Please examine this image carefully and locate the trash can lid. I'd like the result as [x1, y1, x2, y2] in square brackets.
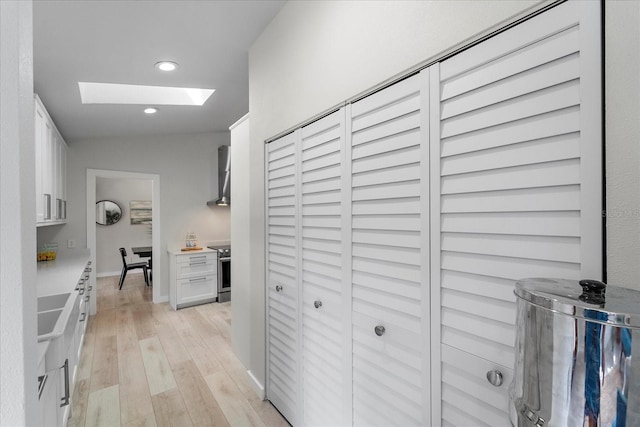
[515, 278, 640, 329]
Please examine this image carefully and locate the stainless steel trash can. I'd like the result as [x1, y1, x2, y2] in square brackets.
[510, 278, 640, 426]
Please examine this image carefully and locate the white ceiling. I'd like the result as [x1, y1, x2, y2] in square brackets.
[33, 0, 286, 143]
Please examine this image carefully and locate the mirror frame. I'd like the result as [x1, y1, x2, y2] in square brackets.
[96, 200, 122, 225]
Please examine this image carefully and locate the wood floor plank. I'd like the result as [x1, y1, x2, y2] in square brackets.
[132, 307, 156, 341]
[204, 370, 266, 427]
[173, 360, 230, 427]
[90, 335, 119, 392]
[67, 378, 90, 427]
[95, 309, 117, 338]
[139, 336, 177, 396]
[121, 413, 158, 427]
[156, 327, 192, 369]
[117, 310, 154, 425]
[86, 384, 121, 427]
[178, 327, 223, 377]
[151, 388, 193, 427]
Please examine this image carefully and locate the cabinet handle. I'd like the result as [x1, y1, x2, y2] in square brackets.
[44, 194, 52, 220]
[374, 325, 386, 336]
[80, 312, 87, 322]
[88, 285, 92, 291]
[85, 267, 92, 272]
[78, 288, 85, 295]
[37, 374, 48, 400]
[62, 200, 67, 220]
[314, 300, 322, 309]
[56, 198, 62, 220]
[189, 261, 207, 266]
[60, 358, 70, 407]
[486, 370, 504, 387]
[189, 277, 207, 282]
[275, 285, 283, 292]
[85, 296, 90, 302]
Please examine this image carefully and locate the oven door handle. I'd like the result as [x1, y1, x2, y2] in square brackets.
[218, 257, 231, 262]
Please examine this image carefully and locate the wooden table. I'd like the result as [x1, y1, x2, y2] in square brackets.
[131, 246, 152, 258]
[131, 246, 152, 280]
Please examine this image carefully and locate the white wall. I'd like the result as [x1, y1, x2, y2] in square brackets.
[0, 0, 38, 424]
[246, 0, 544, 391]
[605, 0, 640, 286]
[96, 177, 152, 275]
[230, 115, 252, 370]
[38, 132, 231, 300]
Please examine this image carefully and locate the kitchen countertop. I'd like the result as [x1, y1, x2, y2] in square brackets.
[167, 246, 216, 255]
[37, 248, 90, 297]
[37, 248, 90, 342]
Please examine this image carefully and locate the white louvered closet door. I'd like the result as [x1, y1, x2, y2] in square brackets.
[266, 131, 300, 425]
[350, 73, 431, 427]
[299, 109, 350, 427]
[429, 2, 602, 426]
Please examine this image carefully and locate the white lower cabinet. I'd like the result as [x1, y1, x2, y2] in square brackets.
[168, 249, 217, 309]
[39, 259, 92, 427]
[39, 365, 59, 427]
[265, 2, 602, 426]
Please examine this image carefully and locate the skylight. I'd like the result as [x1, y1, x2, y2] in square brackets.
[78, 82, 215, 106]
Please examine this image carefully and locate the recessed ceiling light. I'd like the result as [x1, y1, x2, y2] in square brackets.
[78, 82, 215, 106]
[155, 61, 178, 72]
[144, 107, 158, 114]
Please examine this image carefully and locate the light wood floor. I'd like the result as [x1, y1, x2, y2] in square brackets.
[68, 274, 289, 427]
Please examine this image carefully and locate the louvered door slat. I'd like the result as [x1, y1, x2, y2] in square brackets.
[300, 109, 349, 427]
[351, 72, 430, 427]
[430, 2, 602, 425]
[267, 131, 299, 425]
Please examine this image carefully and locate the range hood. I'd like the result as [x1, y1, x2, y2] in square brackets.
[207, 145, 230, 207]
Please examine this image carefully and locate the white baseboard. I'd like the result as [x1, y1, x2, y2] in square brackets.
[96, 270, 145, 278]
[246, 370, 265, 400]
[96, 270, 121, 278]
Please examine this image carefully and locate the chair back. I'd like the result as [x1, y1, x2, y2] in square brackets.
[119, 247, 128, 267]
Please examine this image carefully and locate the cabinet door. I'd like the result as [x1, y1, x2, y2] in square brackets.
[300, 110, 349, 426]
[39, 368, 59, 427]
[350, 73, 431, 427]
[266, 131, 300, 425]
[429, 1, 602, 425]
[34, 100, 53, 223]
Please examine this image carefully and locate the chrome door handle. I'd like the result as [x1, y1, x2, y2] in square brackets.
[486, 370, 504, 387]
[374, 325, 386, 336]
[314, 300, 322, 309]
[275, 285, 283, 292]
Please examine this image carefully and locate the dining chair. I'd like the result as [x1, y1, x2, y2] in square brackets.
[118, 247, 149, 290]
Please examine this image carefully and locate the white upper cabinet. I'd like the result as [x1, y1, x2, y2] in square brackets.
[35, 95, 68, 226]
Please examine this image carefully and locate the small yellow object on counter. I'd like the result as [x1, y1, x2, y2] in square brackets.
[37, 244, 57, 262]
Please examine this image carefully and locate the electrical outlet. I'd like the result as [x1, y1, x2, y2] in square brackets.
[67, 239, 76, 248]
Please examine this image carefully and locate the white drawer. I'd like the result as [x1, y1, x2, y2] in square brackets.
[176, 252, 215, 265]
[176, 256, 215, 278]
[178, 274, 216, 301]
[440, 344, 513, 427]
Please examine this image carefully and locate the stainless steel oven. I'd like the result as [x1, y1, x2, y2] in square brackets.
[208, 245, 230, 302]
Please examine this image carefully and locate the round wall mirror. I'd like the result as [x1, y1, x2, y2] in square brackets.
[96, 200, 122, 225]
